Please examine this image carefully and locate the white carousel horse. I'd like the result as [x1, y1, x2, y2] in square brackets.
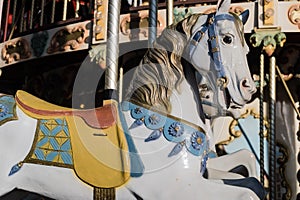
[0, 0, 264, 199]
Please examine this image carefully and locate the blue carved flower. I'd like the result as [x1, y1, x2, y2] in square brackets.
[134, 107, 142, 115]
[131, 106, 146, 119]
[0, 104, 9, 118]
[148, 114, 160, 125]
[168, 122, 184, 137]
[190, 131, 206, 150]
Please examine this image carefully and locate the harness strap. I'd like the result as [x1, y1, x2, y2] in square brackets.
[189, 13, 235, 79]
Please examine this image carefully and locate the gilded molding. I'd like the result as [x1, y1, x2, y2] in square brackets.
[47, 26, 87, 54]
[249, 28, 286, 56]
[203, 8, 216, 15]
[94, 0, 107, 41]
[219, 109, 268, 145]
[203, 6, 245, 15]
[288, 4, 300, 29]
[120, 10, 166, 40]
[1, 39, 31, 64]
[229, 6, 245, 15]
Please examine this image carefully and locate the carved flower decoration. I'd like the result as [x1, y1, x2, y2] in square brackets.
[190, 131, 205, 150]
[168, 122, 184, 137]
[186, 131, 207, 156]
[148, 114, 160, 125]
[123, 101, 209, 157]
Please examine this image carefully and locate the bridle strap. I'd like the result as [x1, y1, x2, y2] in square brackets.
[189, 13, 235, 79]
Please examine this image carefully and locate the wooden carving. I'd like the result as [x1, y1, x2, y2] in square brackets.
[47, 26, 87, 54]
[120, 10, 166, 40]
[1, 39, 31, 64]
[288, 4, 300, 29]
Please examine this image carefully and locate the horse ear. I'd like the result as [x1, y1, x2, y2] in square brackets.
[239, 10, 249, 25]
[216, 0, 231, 14]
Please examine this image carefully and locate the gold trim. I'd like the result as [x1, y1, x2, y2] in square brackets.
[23, 119, 74, 169]
[218, 109, 268, 145]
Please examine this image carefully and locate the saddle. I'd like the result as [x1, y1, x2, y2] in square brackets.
[15, 90, 115, 129]
[16, 90, 130, 188]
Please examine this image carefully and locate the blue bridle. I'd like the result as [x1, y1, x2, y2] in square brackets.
[189, 13, 236, 87]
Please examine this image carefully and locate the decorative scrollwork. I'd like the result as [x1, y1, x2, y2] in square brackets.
[276, 142, 292, 200]
[219, 109, 268, 145]
[203, 8, 216, 15]
[120, 10, 166, 40]
[47, 26, 87, 54]
[288, 4, 300, 29]
[229, 6, 245, 15]
[1, 39, 31, 64]
[204, 6, 245, 16]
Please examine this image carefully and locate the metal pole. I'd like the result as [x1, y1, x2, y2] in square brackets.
[30, 0, 35, 29]
[118, 67, 123, 103]
[0, 0, 3, 38]
[75, 0, 80, 18]
[3, 0, 10, 41]
[148, 0, 157, 47]
[51, 0, 56, 23]
[105, 0, 121, 91]
[20, 1, 25, 32]
[259, 54, 265, 185]
[63, 0, 68, 21]
[269, 56, 276, 200]
[12, 0, 17, 25]
[167, 0, 173, 26]
[40, 0, 45, 26]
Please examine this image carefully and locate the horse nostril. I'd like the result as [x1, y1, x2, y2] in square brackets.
[242, 79, 250, 88]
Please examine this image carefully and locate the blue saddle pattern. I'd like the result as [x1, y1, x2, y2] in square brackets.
[0, 95, 17, 125]
[27, 118, 73, 167]
[122, 101, 209, 157]
[9, 118, 73, 176]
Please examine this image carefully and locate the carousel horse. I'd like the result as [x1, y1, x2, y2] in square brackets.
[0, 0, 265, 199]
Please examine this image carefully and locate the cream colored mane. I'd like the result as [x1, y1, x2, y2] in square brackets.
[126, 14, 201, 112]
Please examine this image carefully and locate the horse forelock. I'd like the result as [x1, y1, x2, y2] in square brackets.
[126, 14, 202, 113]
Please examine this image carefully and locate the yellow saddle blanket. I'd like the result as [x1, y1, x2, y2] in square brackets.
[16, 90, 130, 188]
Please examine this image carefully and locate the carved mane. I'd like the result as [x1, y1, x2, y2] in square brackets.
[126, 14, 202, 113]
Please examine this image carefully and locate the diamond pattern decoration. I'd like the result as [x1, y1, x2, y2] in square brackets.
[27, 118, 73, 167]
[0, 95, 17, 126]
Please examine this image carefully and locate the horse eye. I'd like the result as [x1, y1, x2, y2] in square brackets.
[223, 35, 233, 44]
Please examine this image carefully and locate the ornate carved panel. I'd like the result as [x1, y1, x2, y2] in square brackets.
[120, 10, 166, 40]
[1, 39, 31, 64]
[94, 0, 108, 41]
[47, 26, 87, 54]
[288, 4, 300, 29]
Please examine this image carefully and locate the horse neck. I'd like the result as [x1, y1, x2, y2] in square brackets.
[169, 78, 210, 133]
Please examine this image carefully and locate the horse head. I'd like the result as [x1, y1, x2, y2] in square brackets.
[126, 0, 256, 121]
[187, 0, 257, 117]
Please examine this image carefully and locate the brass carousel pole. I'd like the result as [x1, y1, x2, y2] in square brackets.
[167, 0, 173, 26]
